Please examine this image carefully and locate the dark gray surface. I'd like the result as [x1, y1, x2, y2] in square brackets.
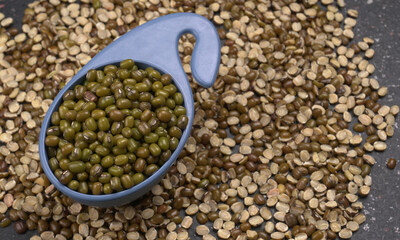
[345, 1, 400, 239]
[0, 0, 399, 239]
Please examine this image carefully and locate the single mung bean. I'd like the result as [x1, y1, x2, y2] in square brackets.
[387, 158, 397, 169]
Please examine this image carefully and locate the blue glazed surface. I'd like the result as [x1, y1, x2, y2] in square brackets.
[39, 13, 220, 207]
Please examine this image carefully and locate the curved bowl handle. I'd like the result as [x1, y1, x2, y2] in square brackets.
[74, 12, 221, 89]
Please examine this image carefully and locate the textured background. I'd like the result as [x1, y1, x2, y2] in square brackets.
[0, 0, 399, 239]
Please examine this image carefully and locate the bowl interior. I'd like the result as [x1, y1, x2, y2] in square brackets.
[39, 60, 193, 207]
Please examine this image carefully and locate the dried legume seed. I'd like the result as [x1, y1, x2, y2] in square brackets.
[387, 158, 397, 169]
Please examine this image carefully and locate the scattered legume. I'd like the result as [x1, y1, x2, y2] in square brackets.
[387, 158, 397, 169]
[0, 0, 398, 239]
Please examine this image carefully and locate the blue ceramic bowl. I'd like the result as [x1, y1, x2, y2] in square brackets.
[38, 13, 220, 207]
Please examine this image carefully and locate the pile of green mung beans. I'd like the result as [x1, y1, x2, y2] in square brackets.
[0, 0, 398, 239]
[45, 59, 188, 194]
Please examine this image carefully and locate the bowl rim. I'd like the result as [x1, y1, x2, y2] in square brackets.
[39, 59, 194, 205]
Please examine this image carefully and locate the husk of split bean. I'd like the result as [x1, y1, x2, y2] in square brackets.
[0, 0, 398, 239]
